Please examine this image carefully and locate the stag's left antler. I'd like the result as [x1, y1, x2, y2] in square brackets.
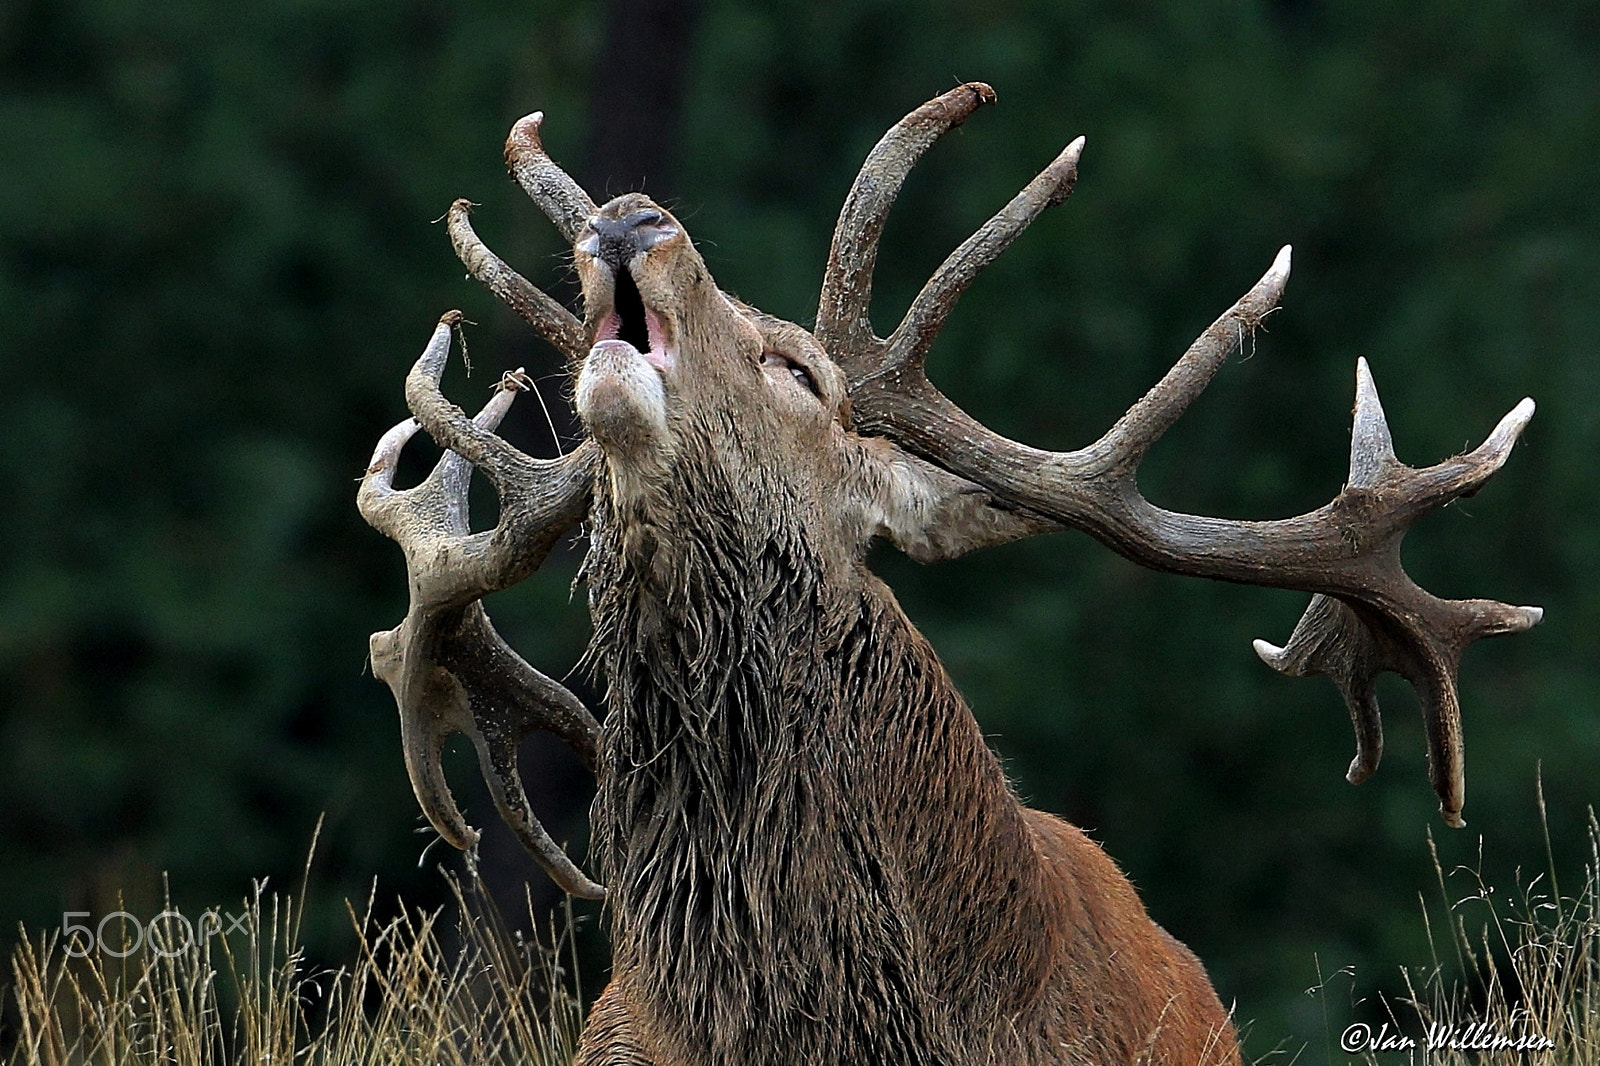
[824, 82, 1542, 827]
[359, 312, 605, 898]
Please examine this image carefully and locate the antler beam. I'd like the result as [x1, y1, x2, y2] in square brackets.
[827, 91, 1542, 826]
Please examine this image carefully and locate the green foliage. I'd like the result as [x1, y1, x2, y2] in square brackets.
[2, 0, 1596, 1054]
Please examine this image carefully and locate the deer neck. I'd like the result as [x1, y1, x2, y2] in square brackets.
[582, 472, 1052, 1058]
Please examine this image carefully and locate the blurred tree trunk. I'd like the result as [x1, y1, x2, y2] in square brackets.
[583, 0, 704, 200]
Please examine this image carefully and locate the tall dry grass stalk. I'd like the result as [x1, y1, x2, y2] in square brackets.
[1300, 785, 1599, 1065]
[3, 836, 584, 1066]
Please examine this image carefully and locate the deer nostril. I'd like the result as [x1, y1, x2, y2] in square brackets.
[587, 209, 677, 270]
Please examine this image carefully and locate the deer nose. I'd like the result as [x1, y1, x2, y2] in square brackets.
[582, 209, 676, 271]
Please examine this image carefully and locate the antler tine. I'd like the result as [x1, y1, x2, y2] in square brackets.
[851, 242, 1541, 825]
[447, 199, 588, 364]
[1092, 246, 1293, 475]
[357, 416, 424, 539]
[452, 603, 606, 898]
[876, 135, 1084, 386]
[817, 82, 997, 368]
[402, 312, 522, 490]
[361, 313, 605, 897]
[1252, 595, 1388, 785]
[505, 111, 598, 244]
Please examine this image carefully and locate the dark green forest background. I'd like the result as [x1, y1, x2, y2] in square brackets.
[2, 0, 1596, 1055]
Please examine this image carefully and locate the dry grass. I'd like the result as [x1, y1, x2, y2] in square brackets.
[1393, 809, 1600, 1064]
[2, 838, 584, 1066]
[9, 796, 1597, 1066]
[1292, 789, 1600, 1065]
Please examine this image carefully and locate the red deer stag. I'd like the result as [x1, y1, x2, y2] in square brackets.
[359, 84, 1541, 1065]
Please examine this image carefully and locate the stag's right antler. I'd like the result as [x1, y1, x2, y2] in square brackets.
[825, 83, 1542, 827]
[435, 112, 600, 367]
[358, 312, 605, 898]
[359, 112, 619, 898]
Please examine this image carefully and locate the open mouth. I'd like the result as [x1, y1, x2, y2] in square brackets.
[596, 266, 673, 372]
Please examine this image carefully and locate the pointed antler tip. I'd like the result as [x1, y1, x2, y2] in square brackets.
[1348, 361, 1397, 486]
[1345, 757, 1378, 786]
[1066, 134, 1086, 160]
[506, 112, 549, 157]
[1474, 395, 1538, 464]
[493, 367, 533, 399]
[364, 417, 422, 476]
[1353, 356, 1379, 399]
[1243, 245, 1291, 309]
[1251, 637, 1285, 665]
[403, 730, 485, 855]
[503, 109, 596, 240]
[474, 380, 522, 432]
[962, 81, 998, 104]
[1268, 244, 1292, 283]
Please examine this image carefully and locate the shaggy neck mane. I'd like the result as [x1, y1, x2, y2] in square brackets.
[581, 459, 1054, 1063]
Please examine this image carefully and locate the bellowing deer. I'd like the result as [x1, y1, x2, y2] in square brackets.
[359, 84, 1541, 1065]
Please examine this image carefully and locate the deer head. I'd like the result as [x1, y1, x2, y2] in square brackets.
[360, 82, 1540, 908]
[572, 190, 1050, 597]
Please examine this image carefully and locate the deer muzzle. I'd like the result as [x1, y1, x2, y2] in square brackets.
[578, 338, 671, 457]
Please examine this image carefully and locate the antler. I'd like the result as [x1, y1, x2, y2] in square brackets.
[817, 81, 1084, 389]
[505, 111, 598, 244]
[447, 200, 588, 364]
[359, 311, 605, 898]
[440, 112, 598, 366]
[361, 113, 613, 895]
[827, 89, 1542, 827]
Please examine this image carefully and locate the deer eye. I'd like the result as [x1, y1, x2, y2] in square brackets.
[761, 350, 820, 398]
